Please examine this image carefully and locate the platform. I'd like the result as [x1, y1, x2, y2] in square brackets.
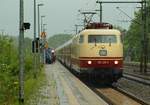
[45, 61, 108, 105]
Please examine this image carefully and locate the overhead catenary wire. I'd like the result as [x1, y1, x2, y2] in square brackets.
[116, 6, 141, 25]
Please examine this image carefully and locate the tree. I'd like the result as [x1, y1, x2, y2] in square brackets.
[124, 3, 150, 62]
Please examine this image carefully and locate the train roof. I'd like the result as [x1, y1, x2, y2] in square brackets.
[56, 29, 121, 51]
[55, 39, 72, 51]
[79, 29, 121, 36]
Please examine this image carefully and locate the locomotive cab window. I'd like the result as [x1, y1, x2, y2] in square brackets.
[88, 35, 117, 43]
[79, 35, 84, 43]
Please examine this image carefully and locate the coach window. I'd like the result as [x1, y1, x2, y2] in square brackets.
[79, 35, 84, 43]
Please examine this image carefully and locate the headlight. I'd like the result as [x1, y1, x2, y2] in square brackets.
[51, 50, 55, 53]
[114, 60, 119, 64]
[88, 61, 92, 64]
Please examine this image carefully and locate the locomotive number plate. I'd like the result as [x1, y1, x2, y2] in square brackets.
[97, 61, 109, 64]
[99, 50, 107, 56]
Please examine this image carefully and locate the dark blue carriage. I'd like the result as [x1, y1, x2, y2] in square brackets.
[45, 48, 56, 64]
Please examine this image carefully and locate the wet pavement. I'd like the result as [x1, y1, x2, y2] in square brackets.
[26, 61, 108, 105]
[26, 64, 59, 105]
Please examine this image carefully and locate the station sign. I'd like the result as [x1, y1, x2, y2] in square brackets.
[41, 32, 46, 38]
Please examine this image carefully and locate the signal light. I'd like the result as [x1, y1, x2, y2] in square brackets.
[51, 50, 55, 53]
[23, 23, 30, 30]
[32, 38, 40, 53]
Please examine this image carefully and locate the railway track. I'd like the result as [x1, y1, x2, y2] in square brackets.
[123, 72, 150, 86]
[89, 72, 150, 105]
[79, 76, 149, 105]
[115, 86, 149, 105]
[91, 85, 149, 105]
[61, 62, 150, 105]
[78, 72, 150, 105]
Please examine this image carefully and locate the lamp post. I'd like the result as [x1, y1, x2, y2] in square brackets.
[42, 23, 47, 64]
[19, 0, 24, 103]
[38, 4, 44, 38]
[34, 0, 36, 40]
[41, 15, 45, 34]
[43, 23, 47, 32]
[40, 16, 46, 64]
[37, 3, 44, 68]
[33, 0, 37, 78]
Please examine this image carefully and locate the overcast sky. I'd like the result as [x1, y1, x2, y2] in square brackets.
[0, 0, 140, 38]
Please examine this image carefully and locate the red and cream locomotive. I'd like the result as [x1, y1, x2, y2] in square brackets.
[56, 23, 123, 83]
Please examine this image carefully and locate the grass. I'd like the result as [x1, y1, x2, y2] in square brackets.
[14, 67, 46, 105]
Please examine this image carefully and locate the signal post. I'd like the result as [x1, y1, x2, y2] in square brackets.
[41, 31, 47, 64]
[19, 0, 30, 103]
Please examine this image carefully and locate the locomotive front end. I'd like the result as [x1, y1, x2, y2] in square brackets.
[78, 29, 123, 81]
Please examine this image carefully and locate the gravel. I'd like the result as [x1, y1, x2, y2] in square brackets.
[117, 78, 150, 105]
[26, 65, 59, 105]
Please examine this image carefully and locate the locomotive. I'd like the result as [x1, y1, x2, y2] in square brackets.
[56, 23, 123, 83]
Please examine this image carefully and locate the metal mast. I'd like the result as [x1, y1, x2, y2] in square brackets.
[140, 0, 148, 73]
[33, 0, 37, 78]
[37, 3, 44, 71]
[96, 1, 102, 22]
[19, 0, 24, 103]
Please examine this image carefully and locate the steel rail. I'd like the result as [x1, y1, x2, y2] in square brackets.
[59, 61, 149, 105]
[123, 72, 150, 86]
[113, 86, 149, 105]
[91, 88, 115, 105]
[92, 86, 149, 105]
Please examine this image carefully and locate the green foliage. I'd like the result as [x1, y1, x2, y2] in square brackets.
[124, 3, 150, 62]
[48, 34, 73, 48]
[0, 35, 18, 104]
[0, 35, 35, 104]
[24, 38, 33, 74]
[24, 69, 45, 103]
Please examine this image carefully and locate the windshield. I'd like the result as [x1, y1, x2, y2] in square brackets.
[88, 35, 117, 43]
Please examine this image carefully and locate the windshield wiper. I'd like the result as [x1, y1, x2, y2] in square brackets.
[109, 38, 111, 46]
[94, 38, 97, 46]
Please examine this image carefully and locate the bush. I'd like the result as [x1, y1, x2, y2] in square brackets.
[0, 35, 36, 104]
